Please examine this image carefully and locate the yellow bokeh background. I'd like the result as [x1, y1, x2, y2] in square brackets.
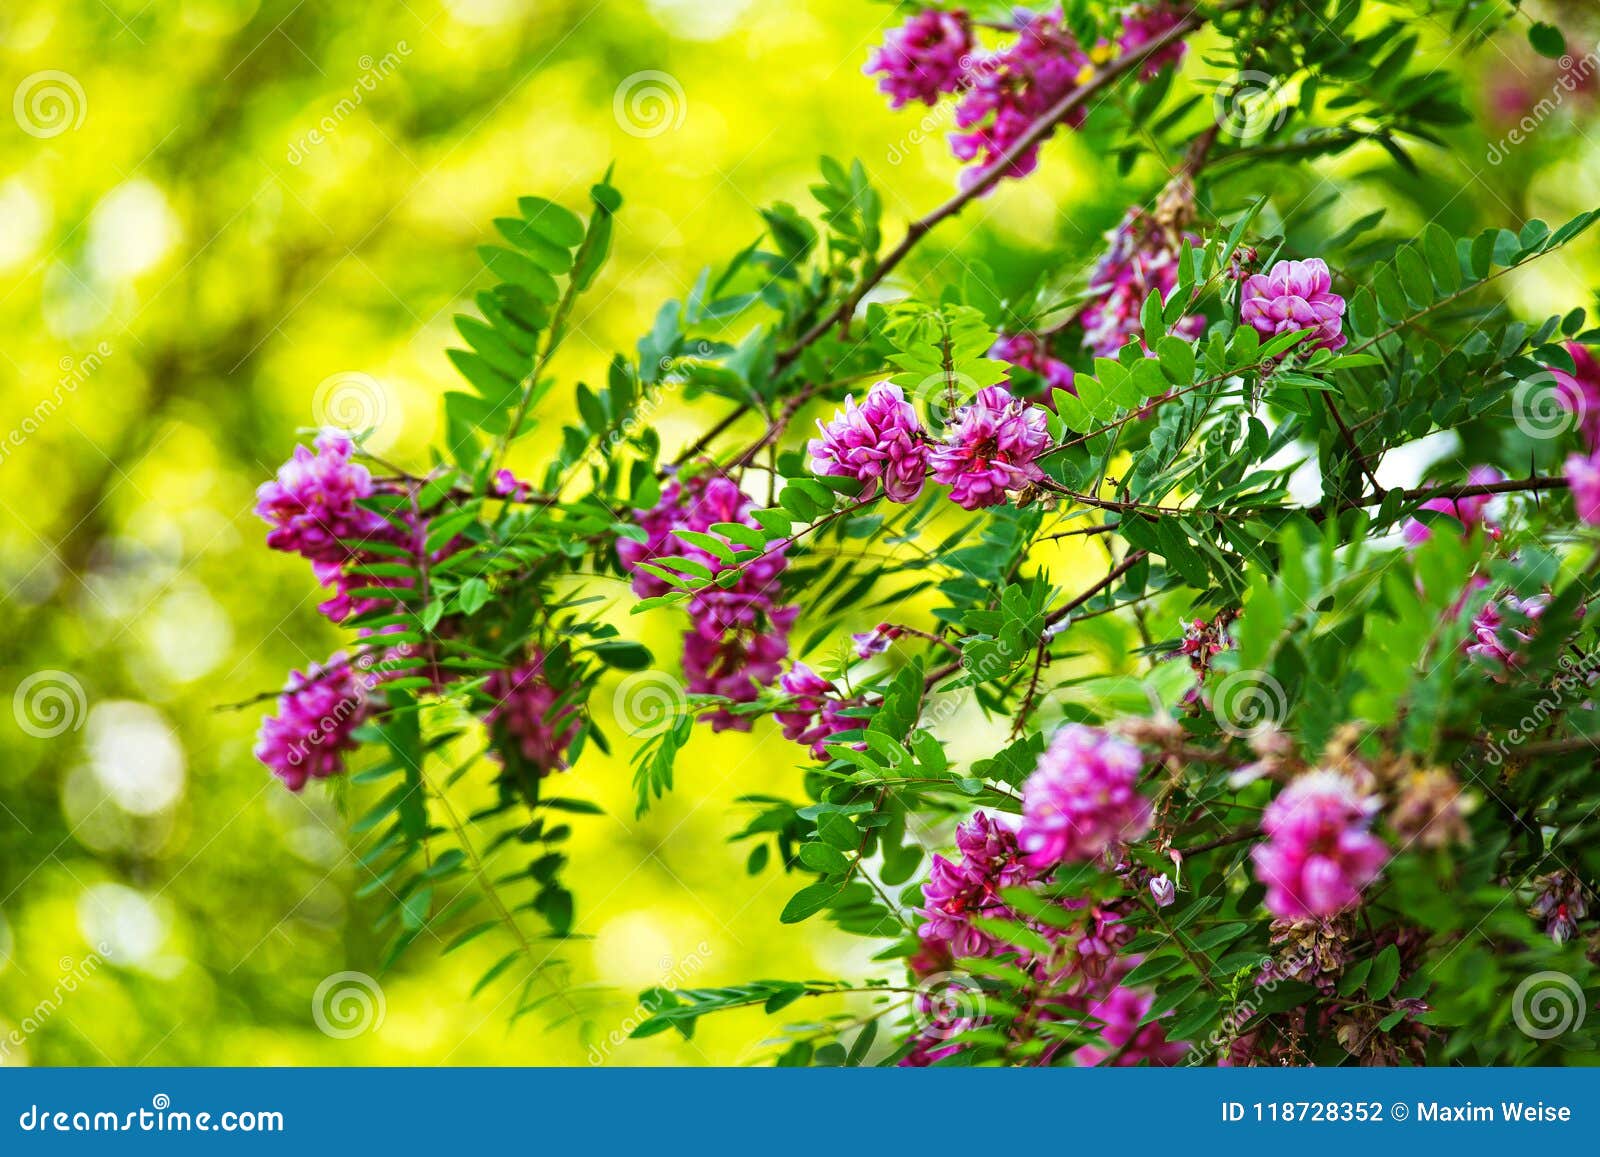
[1, 0, 1596, 1064]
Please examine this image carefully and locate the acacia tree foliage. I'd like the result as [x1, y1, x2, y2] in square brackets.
[251, 0, 1600, 1064]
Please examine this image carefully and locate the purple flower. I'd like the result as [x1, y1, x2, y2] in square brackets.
[255, 429, 387, 564]
[1072, 971, 1189, 1066]
[990, 332, 1077, 394]
[918, 812, 1038, 959]
[1082, 210, 1205, 358]
[928, 385, 1052, 510]
[1554, 341, 1600, 450]
[949, 12, 1091, 187]
[1530, 872, 1588, 945]
[1250, 770, 1387, 921]
[492, 468, 533, 500]
[1240, 258, 1347, 352]
[682, 611, 795, 733]
[1149, 873, 1176, 907]
[775, 662, 856, 759]
[851, 623, 898, 657]
[865, 9, 973, 109]
[1402, 465, 1504, 546]
[1117, 3, 1190, 79]
[1567, 449, 1600, 525]
[484, 654, 580, 775]
[808, 382, 929, 503]
[1018, 724, 1152, 867]
[254, 653, 369, 791]
[313, 509, 465, 627]
[1466, 592, 1551, 678]
[617, 472, 799, 731]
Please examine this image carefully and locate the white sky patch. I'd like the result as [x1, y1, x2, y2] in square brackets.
[86, 700, 187, 816]
[86, 180, 181, 280]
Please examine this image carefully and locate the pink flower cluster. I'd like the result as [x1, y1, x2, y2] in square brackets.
[485, 655, 581, 776]
[867, 5, 1190, 188]
[1081, 210, 1205, 358]
[928, 385, 1052, 509]
[1072, 959, 1192, 1067]
[1240, 258, 1348, 352]
[256, 429, 388, 564]
[918, 812, 1040, 959]
[1555, 342, 1600, 449]
[1466, 592, 1550, 678]
[1018, 724, 1153, 867]
[619, 472, 796, 731]
[990, 332, 1076, 394]
[1402, 465, 1503, 546]
[1117, 3, 1190, 79]
[254, 653, 370, 791]
[1251, 770, 1387, 921]
[863, 9, 973, 110]
[811, 382, 1052, 512]
[906, 811, 1186, 1066]
[775, 663, 859, 759]
[808, 382, 929, 503]
[254, 436, 572, 789]
[1558, 342, 1600, 525]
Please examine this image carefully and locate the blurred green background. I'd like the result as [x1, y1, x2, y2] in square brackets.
[0, 0, 1596, 1065]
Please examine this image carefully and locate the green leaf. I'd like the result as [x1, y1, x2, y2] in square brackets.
[817, 812, 860, 851]
[780, 882, 836, 924]
[1368, 943, 1401, 1000]
[588, 640, 652, 669]
[478, 245, 560, 303]
[458, 577, 490, 615]
[1529, 22, 1566, 60]
[517, 196, 586, 247]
